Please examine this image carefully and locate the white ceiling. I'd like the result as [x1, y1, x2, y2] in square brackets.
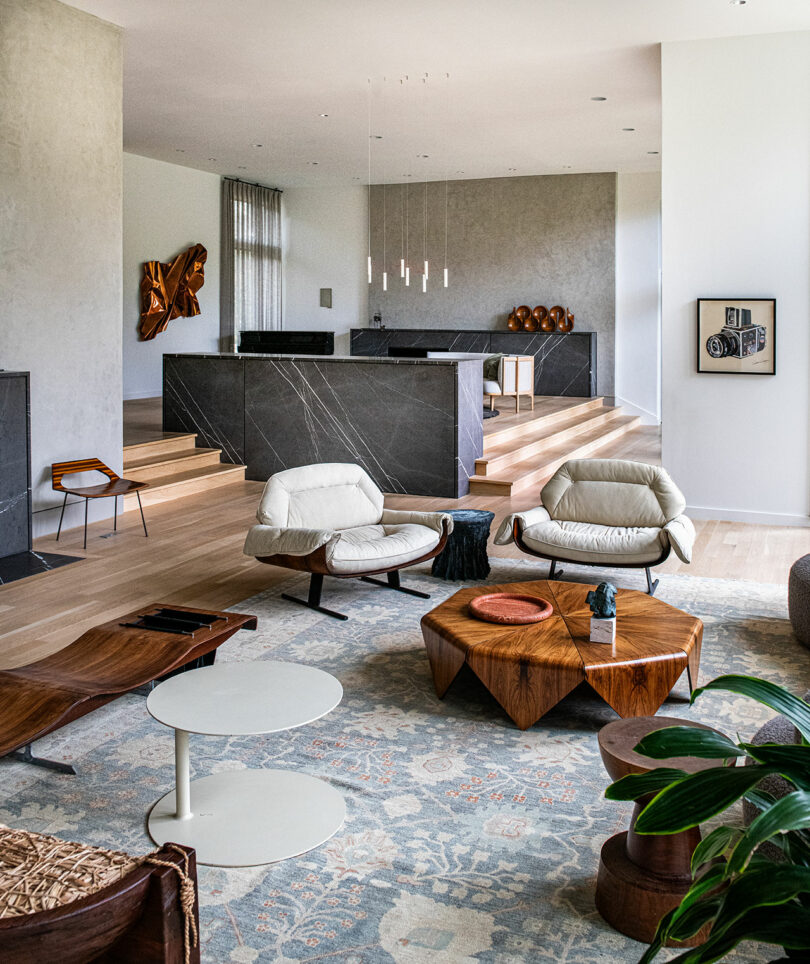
[68, 0, 810, 188]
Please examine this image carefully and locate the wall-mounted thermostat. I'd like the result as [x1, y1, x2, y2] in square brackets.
[320, 288, 332, 309]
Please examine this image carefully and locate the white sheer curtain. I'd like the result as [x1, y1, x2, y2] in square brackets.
[220, 178, 282, 351]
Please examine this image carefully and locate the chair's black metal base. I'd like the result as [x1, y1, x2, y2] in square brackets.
[281, 570, 431, 620]
[547, 559, 659, 596]
[361, 570, 431, 599]
[282, 573, 349, 621]
[7, 743, 76, 775]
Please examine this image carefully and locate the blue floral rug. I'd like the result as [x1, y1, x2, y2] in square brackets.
[2, 560, 808, 963]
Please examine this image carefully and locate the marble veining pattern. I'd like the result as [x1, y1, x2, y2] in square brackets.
[164, 354, 481, 498]
[163, 356, 245, 463]
[353, 329, 596, 397]
[0, 373, 31, 558]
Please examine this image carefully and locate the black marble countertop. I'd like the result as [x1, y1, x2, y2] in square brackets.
[350, 327, 594, 335]
[163, 353, 481, 367]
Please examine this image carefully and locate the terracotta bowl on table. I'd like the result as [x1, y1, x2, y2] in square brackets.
[468, 592, 553, 624]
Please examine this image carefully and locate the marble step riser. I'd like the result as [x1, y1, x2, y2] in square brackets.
[123, 434, 198, 465]
[476, 408, 623, 476]
[469, 418, 641, 496]
[483, 397, 605, 450]
[122, 466, 247, 509]
[124, 450, 223, 483]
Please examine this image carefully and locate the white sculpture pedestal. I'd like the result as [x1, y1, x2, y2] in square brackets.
[590, 615, 617, 645]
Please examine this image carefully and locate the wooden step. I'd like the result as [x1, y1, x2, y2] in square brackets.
[483, 397, 606, 450]
[476, 406, 624, 477]
[123, 447, 224, 483]
[469, 415, 642, 496]
[122, 463, 247, 509]
[123, 433, 198, 465]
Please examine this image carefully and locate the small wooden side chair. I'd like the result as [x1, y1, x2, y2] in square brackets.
[52, 458, 149, 550]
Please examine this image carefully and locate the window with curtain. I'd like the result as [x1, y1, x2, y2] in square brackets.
[220, 178, 282, 350]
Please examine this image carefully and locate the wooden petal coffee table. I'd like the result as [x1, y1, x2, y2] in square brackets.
[421, 580, 702, 729]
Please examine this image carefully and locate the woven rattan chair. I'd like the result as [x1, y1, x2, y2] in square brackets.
[0, 825, 199, 963]
[52, 458, 149, 550]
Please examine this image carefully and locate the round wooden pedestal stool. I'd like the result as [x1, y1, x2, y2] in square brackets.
[595, 716, 732, 946]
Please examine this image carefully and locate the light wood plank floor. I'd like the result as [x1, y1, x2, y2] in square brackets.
[0, 404, 807, 669]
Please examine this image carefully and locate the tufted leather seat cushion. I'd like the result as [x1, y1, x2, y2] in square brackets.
[328, 524, 440, 575]
[520, 519, 669, 566]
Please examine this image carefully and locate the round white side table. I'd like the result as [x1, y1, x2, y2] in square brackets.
[146, 661, 345, 867]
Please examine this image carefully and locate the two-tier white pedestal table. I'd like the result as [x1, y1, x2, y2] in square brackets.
[146, 661, 345, 867]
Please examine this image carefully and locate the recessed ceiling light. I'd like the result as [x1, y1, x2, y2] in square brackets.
[417, 154, 430, 159]
[253, 143, 263, 148]
[237, 166, 247, 170]
[208, 157, 217, 162]
[647, 151, 659, 155]
[591, 96, 607, 102]
[319, 113, 329, 117]
[508, 167, 517, 172]
[309, 161, 319, 165]
[455, 170, 465, 174]
[562, 165, 572, 169]
[370, 135, 383, 140]
[622, 128, 636, 132]
[730, 0, 746, 5]
[175, 149, 185, 153]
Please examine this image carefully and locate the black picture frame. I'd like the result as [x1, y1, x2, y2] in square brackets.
[696, 298, 776, 375]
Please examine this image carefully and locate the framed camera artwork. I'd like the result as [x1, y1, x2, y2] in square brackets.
[696, 298, 776, 375]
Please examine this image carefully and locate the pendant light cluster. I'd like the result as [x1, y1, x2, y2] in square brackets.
[366, 73, 450, 294]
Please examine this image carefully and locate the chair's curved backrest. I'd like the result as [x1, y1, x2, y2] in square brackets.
[540, 459, 686, 528]
[257, 463, 384, 530]
[52, 459, 118, 492]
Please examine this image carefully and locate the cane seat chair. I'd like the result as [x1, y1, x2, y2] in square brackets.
[52, 459, 149, 550]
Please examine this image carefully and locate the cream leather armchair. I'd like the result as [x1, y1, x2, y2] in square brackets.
[484, 355, 535, 412]
[244, 462, 453, 619]
[494, 458, 695, 595]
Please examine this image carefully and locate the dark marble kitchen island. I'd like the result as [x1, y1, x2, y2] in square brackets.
[163, 353, 483, 498]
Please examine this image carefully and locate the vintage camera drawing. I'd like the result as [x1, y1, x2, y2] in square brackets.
[705, 307, 767, 359]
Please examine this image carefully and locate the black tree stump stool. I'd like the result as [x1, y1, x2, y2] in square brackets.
[431, 509, 495, 581]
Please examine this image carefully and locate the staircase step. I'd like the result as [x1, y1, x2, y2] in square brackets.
[123, 447, 224, 483]
[469, 415, 641, 496]
[123, 433, 198, 465]
[476, 406, 624, 476]
[122, 463, 247, 509]
[483, 397, 606, 450]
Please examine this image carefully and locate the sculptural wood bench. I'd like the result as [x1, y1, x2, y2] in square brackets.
[0, 602, 257, 773]
[0, 826, 199, 964]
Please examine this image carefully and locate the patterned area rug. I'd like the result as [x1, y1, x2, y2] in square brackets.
[1, 560, 808, 963]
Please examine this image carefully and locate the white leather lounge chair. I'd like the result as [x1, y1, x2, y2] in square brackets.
[494, 458, 695, 595]
[244, 463, 453, 619]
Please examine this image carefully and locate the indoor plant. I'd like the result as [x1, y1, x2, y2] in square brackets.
[605, 674, 810, 963]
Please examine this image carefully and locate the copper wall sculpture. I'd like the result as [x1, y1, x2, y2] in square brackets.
[139, 243, 207, 340]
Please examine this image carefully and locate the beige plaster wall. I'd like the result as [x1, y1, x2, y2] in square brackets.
[368, 173, 616, 395]
[0, 0, 123, 537]
[123, 153, 220, 399]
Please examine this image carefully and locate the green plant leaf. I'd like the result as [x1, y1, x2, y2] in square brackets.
[665, 904, 810, 963]
[707, 865, 810, 941]
[726, 791, 810, 875]
[605, 767, 688, 801]
[664, 866, 728, 939]
[635, 765, 775, 834]
[665, 896, 725, 943]
[690, 825, 741, 873]
[739, 743, 810, 790]
[634, 726, 745, 760]
[692, 675, 810, 743]
[743, 786, 778, 815]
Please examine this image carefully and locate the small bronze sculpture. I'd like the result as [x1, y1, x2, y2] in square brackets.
[587, 582, 617, 619]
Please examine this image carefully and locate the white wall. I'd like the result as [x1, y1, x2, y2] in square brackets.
[615, 172, 661, 424]
[661, 32, 810, 525]
[123, 153, 221, 399]
[0, 0, 123, 537]
[282, 185, 368, 354]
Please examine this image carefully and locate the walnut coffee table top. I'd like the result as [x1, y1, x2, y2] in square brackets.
[421, 580, 703, 730]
